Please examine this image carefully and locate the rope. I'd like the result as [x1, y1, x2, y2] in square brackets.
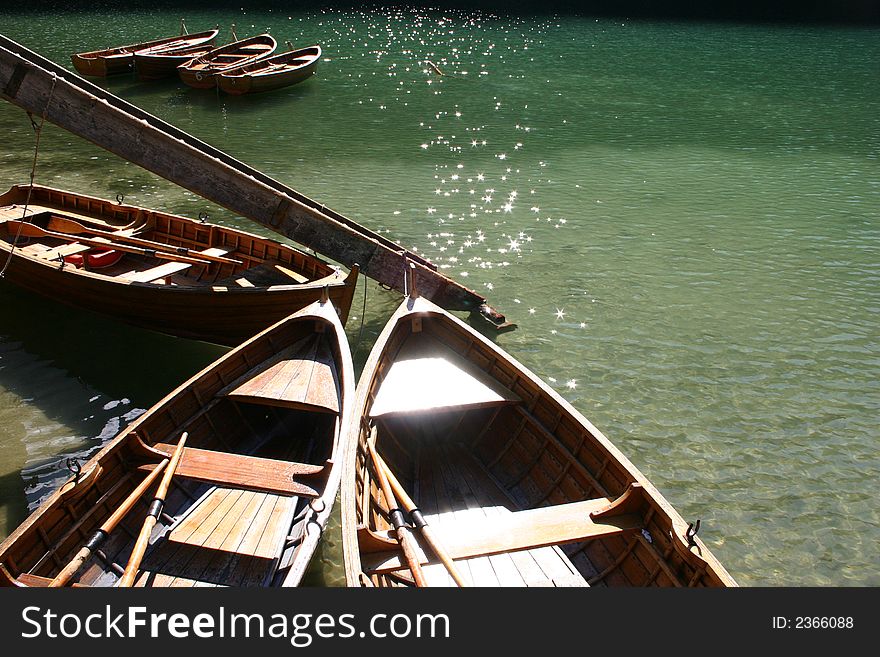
[353, 273, 369, 357]
[1, 72, 58, 279]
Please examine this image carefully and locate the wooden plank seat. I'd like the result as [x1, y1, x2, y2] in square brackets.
[220, 333, 340, 413]
[217, 260, 310, 288]
[117, 247, 230, 283]
[118, 260, 191, 283]
[10, 573, 90, 588]
[36, 243, 93, 261]
[139, 442, 328, 498]
[370, 332, 520, 417]
[361, 486, 646, 575]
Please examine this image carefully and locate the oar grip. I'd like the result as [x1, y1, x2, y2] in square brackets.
[387, 508, 407, 530]
[408, 508, 428, 530]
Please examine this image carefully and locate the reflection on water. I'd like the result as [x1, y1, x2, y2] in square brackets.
[0, 7, 878, 586]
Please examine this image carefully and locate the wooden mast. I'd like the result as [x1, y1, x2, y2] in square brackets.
[0, 35, 512, 330]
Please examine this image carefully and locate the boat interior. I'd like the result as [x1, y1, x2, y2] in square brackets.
[2, 318, 343, 587]
[353, 311, 722, 587]
[0, 190, 332, 288]
[188, 43, 276, 71]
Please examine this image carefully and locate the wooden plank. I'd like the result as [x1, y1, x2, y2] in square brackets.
[224, 495, 294, 586]
[449, 447, 528, 586]
[191, 491, 271, 587]
[457, 452, 581, 585]
[432, 446, 500, 586]
[118, 260, 191, 283]
[168, 490, 260, 587]
[363, 495, 642, 575]
[370, 333, 520, 417]
[140, 444, 325, 498]
[421, 446, 477, 587]
[224, 334, 340, 414]
[36, 243, 92, 261]
[135, 488, 244, 587]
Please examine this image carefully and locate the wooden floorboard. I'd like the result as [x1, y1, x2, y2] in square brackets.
[418, 449, 467, 587]
[128, 486, 294, 587]
[433, 445, 502, 586]
[448, 445, 552, 586]
[415, 443, 588, 587]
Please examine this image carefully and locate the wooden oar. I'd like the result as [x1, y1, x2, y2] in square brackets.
[48, 459, 169, 587]
[6, 220, 217, 266]
[118, 432, 188, 587]
[373, 449, 469, 587]
[46, 215, 242, 265]
[366, 429, 428, 587]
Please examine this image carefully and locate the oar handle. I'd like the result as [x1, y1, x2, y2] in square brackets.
[374, 450, 469, 587]
[367, 433, 428, 587]
[118, 432, 188, 587]
[48, 458, 169, 587]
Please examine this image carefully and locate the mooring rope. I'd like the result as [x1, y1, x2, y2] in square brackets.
[0, 72, 58, 278]
[353, 273, 369, 357]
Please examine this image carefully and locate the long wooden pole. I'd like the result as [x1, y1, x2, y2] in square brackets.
[366, 430, 427, 587]
[373, 450, 469, 587]
[6, 220, 218, 266]
[49, 460, 169, 587]
[0, 35, 511, 328]
[46, 216, 242, 265]
[118, 432, 188, 587]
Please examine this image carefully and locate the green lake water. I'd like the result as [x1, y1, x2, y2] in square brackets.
[0, 6, 877, 586]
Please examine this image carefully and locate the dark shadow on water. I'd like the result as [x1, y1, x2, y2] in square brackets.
[0, 279, 226, 518]
[0, 280, 225, 408]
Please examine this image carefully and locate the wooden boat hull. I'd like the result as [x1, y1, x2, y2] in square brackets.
[71, 52, 132, 77]
[218, 45, 321, 96]
[178, 34, 277, 89]
[133, 30, 219, 80]
[0, 185, 358, 346]
[135, 47, 214, 80]
[0, 298, 354, 587]
[71, 30, 214, 78]
[341, 295, 737, 587]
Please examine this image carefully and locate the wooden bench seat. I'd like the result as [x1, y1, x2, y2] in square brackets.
[117, 247, 230, 283]
[11, 573, 90, 588]
[220, 333, 341, 413]
[361, 489, 645, 575]
[36, 243, 93, 261]
[217, 261, 310, 288]
[139, 443, 328, 498]
[119, 260, 191, 283]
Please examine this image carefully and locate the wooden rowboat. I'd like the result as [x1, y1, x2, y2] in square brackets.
[0, 184, 358, 346]
[178, 34, 277, 89]
[0, 297, 354, 588]
[218, 45, 321, 96]
[133, 29, 220, 80]
[341, 281, 737, 587]
[71, 27, 217, 78]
